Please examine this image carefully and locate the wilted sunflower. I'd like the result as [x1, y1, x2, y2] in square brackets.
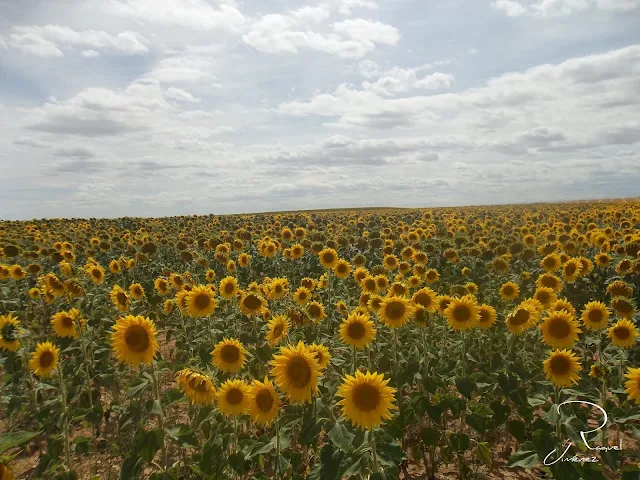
[109, 285, 130, 312]
[216, 379, 250, 417]
[249, 377, 280, 426]
[318, 248, 338, 269]
[540, 310, 581, 348]
[444, 295, 479, 331]
[411, 287, 437, 313]
[270, 341, 321, 404]
[477, 304, 497, 329]
[0, 314, 21, 352]
[378, 296, 415, 328]
[543, 349, 582, 387]
[580, 301, 610, 330]
[306, 301, 326, 323]
[499, 281, 519, 301]
[51, 308, 85, 338]
[608, 319, 638, 348]
[624, 367, 640, 405]
[29, 341, 60, 378]
[336, 370, 397, 430]
[607, 280, 633, 298]
[610, 297, 637, 319]
[177, 368, 216, 405]
[211, 338, 247, 373]
[111, 315, 159, 366]
[154, 277, 171, 296]
[307, 343, 331, 370]
[505, 303, 538, 334]
[219, 276, 239, 299]
[339, 312, 376, 349]
[265, 315, 290, 346]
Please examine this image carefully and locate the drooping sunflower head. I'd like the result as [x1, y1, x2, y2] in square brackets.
[444, 295, 479, 331]
[543, 349, 582, 387]
[499, 281, 519, 301]
[111, 315, 159, 366]
[540, 310, 581, 348]
[177, 368, 216, 405]
[265, 315, 290, 346]
[476, 304, 497, 329]
[0, 314, 21, 352]
[378, 295, 415, 328]
[269, 341, 321, 404]
[411, 287, 437, 313]
[548, 298, 576, 316]
[211, 338, 247, 373]
[249, 377, 280, 426]
[307, 343, 331, 370]
[219, 276, 239, 300]
[608, 319, 639, 349]
[610, 297, 637, 319]
[336, 370, 397, 430]
[318, 248, 338, 269]
[607, 280, 633, 298]
[339, 312, 376, 349]
[216, 379, 250, 417]
[29, 341, 60, 378]
[109, 285, 130, 312]
[580, 301, 610, 330]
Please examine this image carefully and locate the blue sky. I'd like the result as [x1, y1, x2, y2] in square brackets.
[1, 0, 639, 219]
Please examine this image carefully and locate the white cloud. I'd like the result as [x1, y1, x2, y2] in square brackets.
[491, 0, 529, 16]
[339, 0, 379, 15]
[492, 0, 640, 16]
[81, 49, 100, 57]
[164, 87, 201, 103]
[468, 48, 478, 55]
[8, 31, 64, 57]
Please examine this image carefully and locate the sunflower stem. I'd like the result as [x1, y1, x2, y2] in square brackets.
[600, 377, 607, 446]
[150, 361, 168, 471]
[21, 347, 38, 413]
[80, 326, 97, 476]
[57, 361, 71, 471]
[275, 414, 281, 476]
[370, 430, 379, 473]
[554, 386, 561, 440]
[234, 416, 239, 454]
[618, 349, 625, 387]
[352, 345, 357, 373]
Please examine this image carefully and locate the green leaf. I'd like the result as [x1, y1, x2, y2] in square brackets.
[507, 419, 526, 442]
[506, 449, 538, 469]
[120, 452, 144, 480]
[135, 428, 164, 463]
[0, 431, 40, 454]
[375, 441, 406, 467]
[449, 433, 469, 453]
[476, 442, 492, 467]
[229, 452, 247, 474]
[455, 377, 476, 399]
[126, 379, 149, 398]
[466, 413, 487, 433]
[199, 439, 226, 477]
[328, 422, 355, 453]
[489, 401, 510, 427]
[166, 425, 198, 448]
[420, 427, 440, 447]
[337, 454, 362, 477]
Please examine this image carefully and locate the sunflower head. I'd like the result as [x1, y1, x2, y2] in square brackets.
[378, 296, 415, 328]
[610, 297, 637, 319]
[339, 312, 376, 349]
[540, 310, 581, 348]
[51, 308, 85, 338]
[269, 341, 321, 404]
[444, 295, 479, 332]
[318, 248, 338, 269]
[177, 368, 216, 405]
[111, 315, 159, 366]
[336, 370, 397, 430]
[306, 301, 326, 323]
[219, 276, 239, 299]
[624, 367, 640, 404]
[211, 338, 247, 373]
[505, 303, 537, 334]
[266, 315, 290, 346]
[216, 379, 250, 417]
[608, 319, 639, 349]
[186, 285, 217, 318]
[249, 377, 280, 426]
[307, 343, 331, 370]
[29, 341, 60, 378]
[543, 349, 582, 387]
[476, 304, 497, 329]
[239, 292, 267, 316]
[0, 314, 22, 352]
[499, 281, 519, 301]
[411, 287, 437, 313]
[580, 301, 610, 330]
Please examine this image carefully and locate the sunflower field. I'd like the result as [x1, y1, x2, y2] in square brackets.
[1, 202, 640, 480]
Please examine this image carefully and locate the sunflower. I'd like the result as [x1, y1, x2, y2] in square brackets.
[339, 312, 376, 349]
[611, 297, 637, 319]
[28, 287, 41, 299]
[109, 285, 130, 312]
[367, 294, 383, 313]
[388, 282, 408, 297]
[318, 248, 338, 269]
[29, 341, 60, 378]
[239, 292, 267, 316]
[411, 287, 437, 313]
[205, 269, 216, 283]
[378, 296, 415, 328]
[624, 367, 640, 405]
[353, 267, 369, 285]
[87, 264, 105, 285]
[219, 276, 239, 299]
[540, 253, 561, 272]
[374, 275, 389, 292]
[549, 298, 576, 316]
[265, 315, 290, 346]
[111, 315, 159, 366]
[249, 377, 280, 426]
[437, 295, 454, 315]
[505, 303, 538, 334]
[499, 282, 519, 301]
[607, 280, 633, 298]
[175, 290, 190, 311]
[185, 285, 217, 318]
[562, 258, 583, 283]
[361, 276, 378, 294]
[177, 368, 216, 405]
[476, 304, 497, 329]
[303, 344, 329, 371]
[383, 254, 399, 271]
[51, 308, 85, 338]
[129, 283, 145, 301]
[154, 277, 171, 296]
[216, 379, 250, 417]
[270, 342, 321, 404]
[9, 265, 25, 280]
[608, 319, 639, 348]
[306, 301, 326, 323]
[595, 252, 612, 267]
[109, 259, 122, 274]
[543, 349, 582, 387]
[163, 299, 174, 314]
[333, 259, 352, 279]
[580, 301, 610, 330]
[0, 314, 21, 352]
[211, 338, 247, 373]
[267, 278, 289, 300]
[536, 273, 563, 293]
[444, 295, 479, 331]
[540, 310, 581, 348]
[336, 371, 397, 430]
[533, 287, 557, 309]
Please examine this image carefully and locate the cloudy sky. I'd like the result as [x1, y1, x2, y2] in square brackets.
[1, 0, 639, 220]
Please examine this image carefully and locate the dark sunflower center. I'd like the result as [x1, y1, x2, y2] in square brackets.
[308, 304, 321, 318]
[392, 285, 407, 296]
[542, 277, 557, 288]
[189, 377, 209, 393]
[452, 305, 471, 323]
[565, 263, 576, 275]
[548, 318, 570, 338]
[313, 350, 324, 364]
[613, 300, 632, 313]
[503, 286, 514, 296]
[194, 293, 211, 310]
[2, 324, 17, 341]
[117, 292, 128, 305]
[39, 351, 54, 368]
[613, 326, 630, 340]
[352, 383, 381, 412]
[537, 292, 550, 304]
[544, 257, 556, 268]
[226, 387, 244, 405]
[91, 269, 101, 279]
[337, 264, 347, 274]
[549, 355, 571, 375]
[61, 316, 74, 329]
[414, 293, 432, 308]
[273, 324, 284, 338]
[125, 325, 150, 352]
[385, 301, 405, 320]
[220, 344, 240, 364]
[364, 279, 376, 291]
[347, 321, 366, 339]
[244, 294, 262, 310]
[286, 356, 312, 388]
[322, 252, 335, 264]
[255, 389, 274, 412]
[587, 309, 604, 324]
[224, 283, 235, 294]
[511, 309, 530, 326]
[478, 310, 490, 323]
